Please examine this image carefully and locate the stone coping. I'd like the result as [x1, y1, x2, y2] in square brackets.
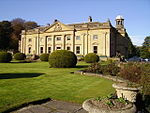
[74, 70, 124, 82]
[112, 83, 142, 91]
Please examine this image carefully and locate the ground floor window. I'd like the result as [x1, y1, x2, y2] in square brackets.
[93, 46, 98, 53]
[40, 47, 43, 53]
[56, 47, 61, 50]
[28, 47, 31, 53]
[67, 46, 70, 50]
[76, 46, 80, 54]
[48, 47, 51, 53]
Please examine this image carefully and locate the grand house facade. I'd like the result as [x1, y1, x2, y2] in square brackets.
[20, 15, 130, 57]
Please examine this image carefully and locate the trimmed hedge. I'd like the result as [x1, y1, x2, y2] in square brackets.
[14, 53, 26, 60]
[84, 53, 99, 63]
[49, 50, 77, 68]
[0, 52, 12, 63]
[40, 53, 49, 61]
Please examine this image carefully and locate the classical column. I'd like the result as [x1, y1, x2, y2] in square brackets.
[73, 30, 75, 52]
[52, 35, 55, 52]
[21, 37, 23, 53]
[62, 35, 65, 50]
[24, 35, 26, 54]
[45, 36, 47, 53]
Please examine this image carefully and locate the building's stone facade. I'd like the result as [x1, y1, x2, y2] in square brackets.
[20, 15, 130, 57]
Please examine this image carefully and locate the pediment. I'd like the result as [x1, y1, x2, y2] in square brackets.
[44, 21, 74, 32]
[92, 42, 99, 45]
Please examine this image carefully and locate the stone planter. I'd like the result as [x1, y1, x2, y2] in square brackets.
[82, 98, 136, 113]
[112, 83, 142, 102]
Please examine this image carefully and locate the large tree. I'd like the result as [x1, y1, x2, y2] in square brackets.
[140, 36, 150, 58]
[10, 18, 25, 51]
[0, 21, 13, 50]
[24, 21, 38, 30]
[10, 18, 38, 51]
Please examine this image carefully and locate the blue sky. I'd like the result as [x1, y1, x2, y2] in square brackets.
[0, 0, 150, 46]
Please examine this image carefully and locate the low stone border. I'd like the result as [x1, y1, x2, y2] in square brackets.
[74, 70, 124, 82]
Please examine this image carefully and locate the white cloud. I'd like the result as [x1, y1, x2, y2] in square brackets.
[130, 35, 145, 46]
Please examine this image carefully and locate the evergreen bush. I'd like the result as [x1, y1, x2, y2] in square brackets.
[40, 53, 49, 61]
[84, 53, 99, 63]
[14, 53, 26, 60]
[0, 52, 12, 63]
[49, 50, 77, 68]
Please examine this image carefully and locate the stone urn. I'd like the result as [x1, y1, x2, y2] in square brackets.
[112, 83, 142, 102]
[82, 98, 136, 113]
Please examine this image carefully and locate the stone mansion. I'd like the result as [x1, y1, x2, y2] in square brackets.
[20, 15, 130, 57]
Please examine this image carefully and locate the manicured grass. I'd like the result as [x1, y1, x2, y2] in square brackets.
[0, 61, 115, 112]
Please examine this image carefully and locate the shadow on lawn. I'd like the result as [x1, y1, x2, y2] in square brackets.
[0, 73, 44, 79]
[75, 65, 89, 68]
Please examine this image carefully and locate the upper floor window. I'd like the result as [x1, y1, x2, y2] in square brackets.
[66, 36, 71, 40]
[93, 46, 98, 53]
[93, 35, 98, 40]
[28, 38, 32, 42]
[48, 37, 51, 42]
[56, 37, 61, 41]
[76, 36, 80, 40]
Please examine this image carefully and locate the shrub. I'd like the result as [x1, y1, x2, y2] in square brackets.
[40, 53, 49, 61]
[86, 62, 120, 76]
[49, 50, 77, 68]
[84, 53, 99, 63]
[0, 52, 12, 63]
[118, 63, 142, 83]
[102, 63, 120, 76]
[77, 55, 84, 61]
[14, 53, 26, 60]
[140, 63, 150, 95]
[86, 63, 103, 73]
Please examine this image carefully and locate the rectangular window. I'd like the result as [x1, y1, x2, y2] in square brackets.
[66, 36, 71, 40]
[28, 47, 31, 53]
[93, 35, 98, 40]
[76, 46, 80, 54]
[48, 47, 51, 53]
[76, 36, 80, 40]
[48, 37, 51, 42]
[56, 47, 61, 50]
[67, 47, 70, 50]
[56, 37, 61, 41]
[28, 38, 32, 42]
[93, 46, 98, 53]
[40, 47, 43, 53]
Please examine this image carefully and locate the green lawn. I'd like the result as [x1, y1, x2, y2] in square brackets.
[0, 61, 115, 112]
